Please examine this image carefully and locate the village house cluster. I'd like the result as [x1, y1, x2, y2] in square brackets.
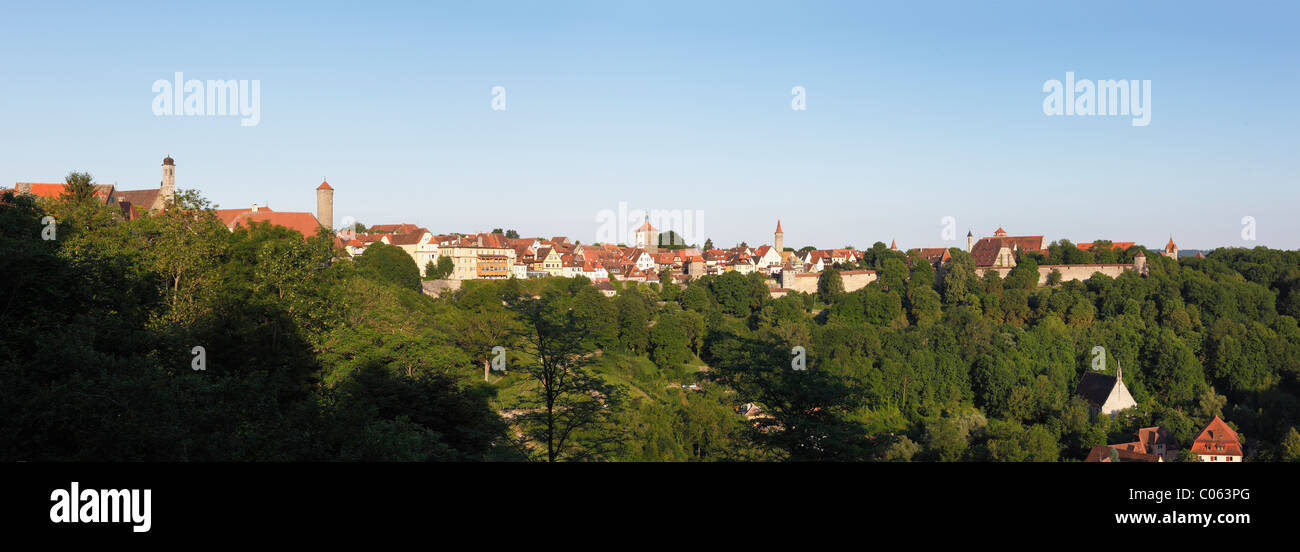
[12, 158, 1188, 300]
[1076, 365, 1245, 462]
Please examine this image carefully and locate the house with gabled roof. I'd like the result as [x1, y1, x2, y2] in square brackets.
[753, 245, 783, 274]
[969, 227, 1048, 268]
[1192, 416, 1243, 462]
[1102, 426, 1180, 462]
[908, 247, 952, 267]
[385, 227, 439, 275]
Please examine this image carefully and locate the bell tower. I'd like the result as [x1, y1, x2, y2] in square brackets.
[160, 155, 176, 206]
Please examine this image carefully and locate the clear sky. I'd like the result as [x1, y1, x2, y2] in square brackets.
[2, 1, 1296, 251]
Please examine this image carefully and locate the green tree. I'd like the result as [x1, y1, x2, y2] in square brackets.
[60, 171, 98, 203]
[818, 268, 844, 303]
[356, 242, 422, 292]
[1280, 427, 1300, 461]
[704, 333, 873, 460]
[507, 292, 626, 461]
[424, 255, 454, 280]
[941, 249, 978, 306]
[615, 292, 651, 353]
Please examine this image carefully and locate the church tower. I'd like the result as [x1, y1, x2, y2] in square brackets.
[774, 220, 784, 253]
[317, 179, 334, 230]
[161, 155, 175, 206]
[966, 230, 973, 253]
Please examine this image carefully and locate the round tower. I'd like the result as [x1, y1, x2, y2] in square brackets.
[317, 179, 334, 230]
[774, 220, 784, 253]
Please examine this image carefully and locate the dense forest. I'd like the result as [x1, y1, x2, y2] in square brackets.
[4, 187, 1300, 461]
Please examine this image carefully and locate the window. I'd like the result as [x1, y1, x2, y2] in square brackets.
[1212, 456, 1217, 461]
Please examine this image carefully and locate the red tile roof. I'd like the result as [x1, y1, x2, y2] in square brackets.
[1076, 242, 1135, 252]
[217, 207, 322, 237]
[1191, 416, 1243, 457]
[386, 228, 431, 245]
[909, 247, 952, 265]
[1137, 426, 1178, 452]
[775, 220, 783, 233]
[369, 223, 422, 234]
[14, 182, 115, 203]
[1084, 445, 1163, 462]
[317, 180, 333, 190]
[970, 235, 1046, 266]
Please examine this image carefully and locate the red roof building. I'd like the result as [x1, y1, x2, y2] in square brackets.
[1191, 416, 1243, 462]
[216, 205, 323, 237]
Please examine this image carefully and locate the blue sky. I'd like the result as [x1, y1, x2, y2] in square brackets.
[2, 1, 1296, 250]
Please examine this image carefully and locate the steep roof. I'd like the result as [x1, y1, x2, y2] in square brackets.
[909, 247, 952, 266]
[317, 180, 333, 190]
[386, 228, 431, 245]
[970, 235, 1046, 266]
[1075, 371, 1119, 408]
[1191, 416, 1243, 457]
[775, 220, 783, 233]
[1137, 426, 1178, 451]
[113, 188, 161, 209]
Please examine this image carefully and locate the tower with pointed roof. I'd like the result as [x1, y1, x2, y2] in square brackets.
[774, 219, 784, 255]
[635, 215, 658, 253]
[1161, 236, 1179, 259]
[317, 179, 334, 230]
[966, 229, 973, 253]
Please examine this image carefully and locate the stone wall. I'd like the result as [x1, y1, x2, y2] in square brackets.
[421, 279, 463, 297]
[975, 263, 1138, 285]
[779, 269, 877, 295]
